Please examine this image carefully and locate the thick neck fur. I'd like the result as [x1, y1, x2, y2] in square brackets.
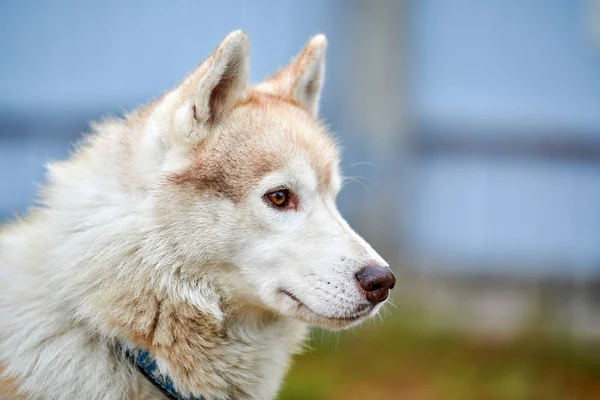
[0, 108, 307, 400]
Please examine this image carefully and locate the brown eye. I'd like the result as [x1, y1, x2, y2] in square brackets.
[266, 190, 289, 208]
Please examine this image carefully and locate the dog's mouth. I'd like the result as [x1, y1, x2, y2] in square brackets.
[281, 290, 373, 323]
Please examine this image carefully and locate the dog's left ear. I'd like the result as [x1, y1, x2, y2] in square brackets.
[170, 30, 250, 147]
[257, 34, 327, 116]
[138, 31, 248, 175]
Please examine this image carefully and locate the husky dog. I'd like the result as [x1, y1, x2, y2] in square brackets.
[0, 31, 395, 399]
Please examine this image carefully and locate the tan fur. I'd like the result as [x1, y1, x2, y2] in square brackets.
[0, 31, 391, 399]
[170, 90, 337, 200]
[0, 365, 27, 399]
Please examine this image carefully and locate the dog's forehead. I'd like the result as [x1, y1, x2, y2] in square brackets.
[169, 92, 340, 201]
[233, 93, 339, 177]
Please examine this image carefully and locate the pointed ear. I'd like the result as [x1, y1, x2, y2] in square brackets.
[257, 34, 327, 116]
[171, 30, 249, 146]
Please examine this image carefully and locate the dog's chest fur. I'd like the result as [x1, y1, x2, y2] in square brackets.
[0, 259, 307, 399]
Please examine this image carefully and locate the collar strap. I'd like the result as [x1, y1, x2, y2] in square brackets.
[125, 348, 206, 400]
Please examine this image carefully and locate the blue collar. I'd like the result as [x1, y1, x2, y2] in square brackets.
[125, 348, 206, 400]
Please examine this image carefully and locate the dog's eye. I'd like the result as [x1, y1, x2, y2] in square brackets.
[266, 190, 289, 207]
[265, 189, 297, 210]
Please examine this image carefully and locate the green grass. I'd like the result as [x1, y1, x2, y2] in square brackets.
[279, 308, 600, 400]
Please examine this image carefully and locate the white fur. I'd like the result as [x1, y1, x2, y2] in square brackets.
[0, 31, 391, 399]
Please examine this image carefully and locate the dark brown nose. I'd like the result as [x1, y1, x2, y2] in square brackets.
[355, 265, 396, 304]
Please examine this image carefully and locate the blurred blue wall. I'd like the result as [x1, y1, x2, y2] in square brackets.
[0, 1, 331, 112]
[411, 0, 600, 133]
[408, 0, 600, 276]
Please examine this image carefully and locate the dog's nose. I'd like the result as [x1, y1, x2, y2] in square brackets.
[355, 265, 396, 304]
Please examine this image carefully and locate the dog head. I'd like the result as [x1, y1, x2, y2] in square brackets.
[141, 31, 395, 330]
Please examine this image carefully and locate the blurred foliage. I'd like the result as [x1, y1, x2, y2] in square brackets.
[279, 307, 600, 400]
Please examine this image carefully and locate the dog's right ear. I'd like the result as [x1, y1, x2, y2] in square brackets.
[149, 31, 249, 155]
[255, 34, 327, 117]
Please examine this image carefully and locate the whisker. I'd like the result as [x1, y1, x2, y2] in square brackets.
[386, 299, 398, 309]
[342, 176, 370, 191]
[381, 305, 393, 317]
[342, 175, 370, 183]
[348, 161, 377, 168]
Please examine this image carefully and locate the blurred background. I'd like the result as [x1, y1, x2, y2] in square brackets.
[1, 1, 600, 399]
